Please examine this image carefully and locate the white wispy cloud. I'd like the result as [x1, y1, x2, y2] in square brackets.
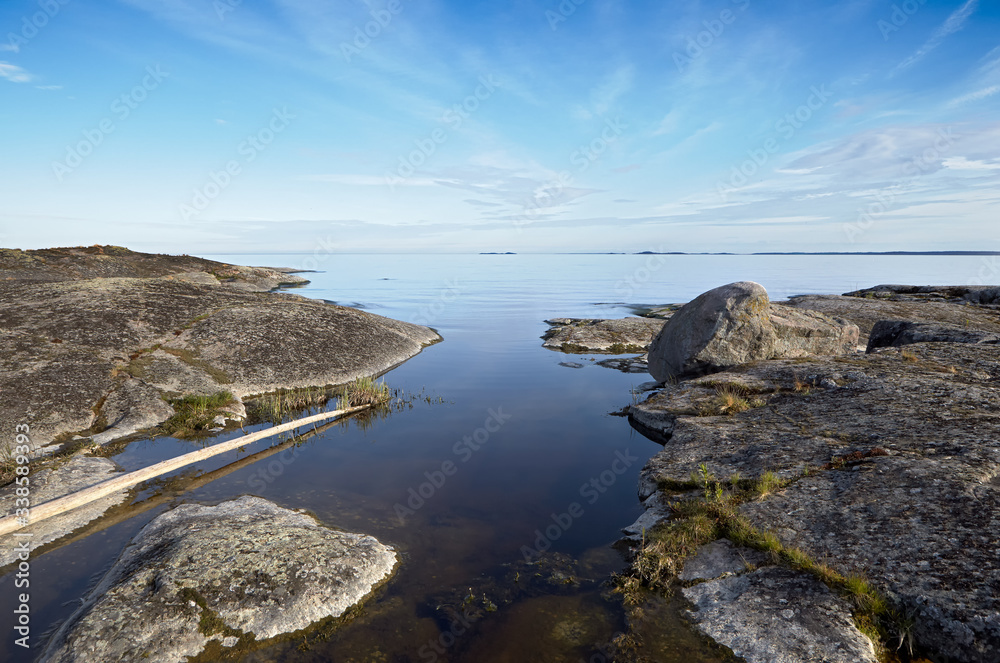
[0, 62, 32, 83]
[0, 44, 19, 53]
[35, 84, 63, 90]
[948, 84, 1000, 107]
[652, 109, 681, 136]
[303, 174, 442, 187]
[891, 0, 978, 75]
[943, 156, 1000, 170]
[590, 64, 634, 116]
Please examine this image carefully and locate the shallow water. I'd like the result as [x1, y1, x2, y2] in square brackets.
[1, 253, 992, 662]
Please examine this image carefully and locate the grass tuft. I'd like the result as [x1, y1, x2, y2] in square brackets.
[248, 386, 333, 424]
[161, 392, 237, 437]
[342, 376, 392, 408]
[754, 470, 787, 498]
[696, 383, 766, 416]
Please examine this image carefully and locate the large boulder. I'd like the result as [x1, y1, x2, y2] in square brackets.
[647, 282, 858, 382]
[38, 496, 397, 663]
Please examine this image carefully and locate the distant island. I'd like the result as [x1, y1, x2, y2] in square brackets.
[480, 252, 517, 255]
[634, 251, 1000, 256]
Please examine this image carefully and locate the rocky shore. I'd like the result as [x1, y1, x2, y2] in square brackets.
[0, 246, 439, 456]
[619, 282, 1000, 662]
[1, 246, 437, 658]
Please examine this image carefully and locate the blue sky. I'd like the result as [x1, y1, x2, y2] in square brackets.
[1, 0, 998, 253]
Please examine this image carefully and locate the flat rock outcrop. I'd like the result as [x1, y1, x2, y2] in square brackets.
[630, 332, 1000, 660]
[0, 246, 439, 453]
[542, 317, 666, 353]
[785, 293, 1000, 345]
[0, 245, 309, 291]
[38, 496, 397, 663]
[844, 284, 1000, 306]
[867, 319, 1000, 350]
[646, 282, 858, 382]
[681, 541, 878, 663]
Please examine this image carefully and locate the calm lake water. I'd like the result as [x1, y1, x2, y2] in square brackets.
[2, 253, 993, 662]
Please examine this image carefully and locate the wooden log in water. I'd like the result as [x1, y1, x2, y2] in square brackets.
[0, 404, 370, 537]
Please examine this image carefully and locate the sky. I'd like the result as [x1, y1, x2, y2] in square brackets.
[0, 0, 998, 254]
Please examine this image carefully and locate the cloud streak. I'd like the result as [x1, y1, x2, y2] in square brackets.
[0, 62, 32, 83]
[891, 0, 978, 75]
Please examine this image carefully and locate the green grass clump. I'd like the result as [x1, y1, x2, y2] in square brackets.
[754, 470, 787, 498]
[249, 386, 334, 424]
[341, 376, 392, 408]
[161, 391, 237, 437]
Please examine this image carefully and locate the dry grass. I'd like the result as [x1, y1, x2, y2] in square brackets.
[697, 383, 766, 416]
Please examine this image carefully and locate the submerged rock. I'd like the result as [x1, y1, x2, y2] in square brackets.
[39, 496, 397, 663]
[646, 282, 858, 382]
[542, 317, 665, 354]
[0, 455, 127, 567]
[596, 354, 649, 373]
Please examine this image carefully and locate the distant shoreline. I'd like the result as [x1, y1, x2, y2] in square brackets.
[635, 250, 1000, 256]
[126, 250, 1000, 257]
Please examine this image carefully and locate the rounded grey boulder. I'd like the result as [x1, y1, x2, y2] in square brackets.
[647, 282, 859, 382]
